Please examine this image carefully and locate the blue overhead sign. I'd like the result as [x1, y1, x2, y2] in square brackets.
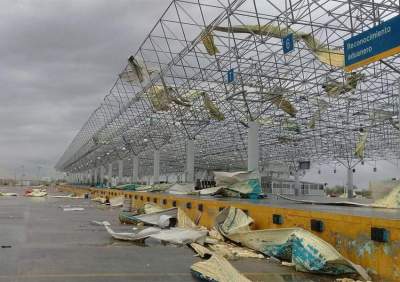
[227, 68, 235, 83]
[344, 15, 400, 71]
[282, 33, 294, 54]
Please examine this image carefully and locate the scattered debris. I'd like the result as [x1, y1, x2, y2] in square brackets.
[215, 207, 370, 280]
[25, 188, 47, 197]
[371, 184, 400, 209]
[0, 192, 18, 196]
[207, 242, 264, 260]
[167, 183, 197, 195]
[355, 131, 368, 160]
[109, 196, 124, 207]
[124, 207, 177, 226]
[277, 194, 370, 207]
[203, 24, 344, 67]
[63, 207, 85, 211]
[322, 73, 364, 97]
[149, 227, 207, 245]
[190, 242, 212, 258]
[49, 194, 84, 199]
[190, 255, 251, 282]
[97, 221, 161, 241]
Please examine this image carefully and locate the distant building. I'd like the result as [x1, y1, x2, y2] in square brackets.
[261, 176, 325, 196]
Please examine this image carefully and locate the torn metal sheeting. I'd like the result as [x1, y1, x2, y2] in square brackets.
[208, 242, 264, 260]
[190, 242, 212, 258]
[109, 196, 124, 207]
[190, 255, 251, 282]
[277, 194, 371, 207]
[49, 194, 84, 199]
[0, 192, 18, 196]
[63, 207, 85, 211]
[199, 186, 224, 196]
[149, 227, 208, 245]
[25, 189, 47, 197]
[127, 207, 178, 226]
[215, 207, 370, 280]
[167, 183, 197, 195]
[104, 224, 161, 241]
[143, 202, 165, 214]
[92, 197, 107, 204]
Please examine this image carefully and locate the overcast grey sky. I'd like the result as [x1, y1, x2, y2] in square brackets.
[0, 0, 168, 178]
[0, 0, 398, 187]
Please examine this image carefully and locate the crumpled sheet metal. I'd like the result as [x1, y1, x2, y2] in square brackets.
[0, 192, 18, 196]
[109, 196, 124, 207]
[130, 207, 178, 226]
[372, 184, 400, 209]
[322, 73, 364, 97]
[135, 183, 173, 193]
[199, 186, 225, 196]
[201, 31, 219, 55]
[214, 171, 262, 198]
[98, 221, 161, 241]
[203, 24, 344, 67]
[202, 92, 224, 121]
[92, 197, 107, 204]
[215, 207, 370, 280]
[208, 242, 264, 260]
[308, 100, 329, 129]
[268, 93, 297, 117]
[143, 202, 165, 214]
[190, 254, 251, 282]
[354, 131, 368, 160]
[150, 227, 207, 245]
[214, 171, 253, 186]
[167, 183, 197, 195]
[25, 189, 47, 197]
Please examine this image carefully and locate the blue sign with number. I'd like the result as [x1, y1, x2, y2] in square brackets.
[227, 68, 235, 83]
[344, 15, 400, 71]
[282, 33, 294, 54]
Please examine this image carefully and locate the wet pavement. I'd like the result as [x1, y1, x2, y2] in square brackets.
[0, 186, 338, 281]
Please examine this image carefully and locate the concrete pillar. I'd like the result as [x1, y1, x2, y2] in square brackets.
[87, 170, 90, 185]
[247, 121, 259, 173]
[118, 160, 123, 185]
[94, 168, 98, 186]
[153, 150, 160, 184]
[347, 167, 354, 198]
[186, 139, 195, 183]
[294, 169, 301, 196]
[100, 166, 105, 186]
[107, 163, 112, 187]
[132, 156, 139, 183]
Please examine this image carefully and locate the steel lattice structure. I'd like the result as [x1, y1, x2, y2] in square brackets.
[56, 0, 400, 179]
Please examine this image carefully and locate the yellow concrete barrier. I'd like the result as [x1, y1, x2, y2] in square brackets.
[58, 185, 400, 281]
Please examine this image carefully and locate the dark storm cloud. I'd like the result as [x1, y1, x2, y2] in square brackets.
[0, 0, 167, 177]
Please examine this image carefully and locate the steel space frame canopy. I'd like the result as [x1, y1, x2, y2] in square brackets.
[56, 0, 400, 177]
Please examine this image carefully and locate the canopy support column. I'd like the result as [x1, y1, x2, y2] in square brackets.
[247, 121, 259, 173]
[153, 150, 160, 184]
[132, 156, 139, 183]
[347, 167, 354, 199]
[186, 139, 195, 183]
